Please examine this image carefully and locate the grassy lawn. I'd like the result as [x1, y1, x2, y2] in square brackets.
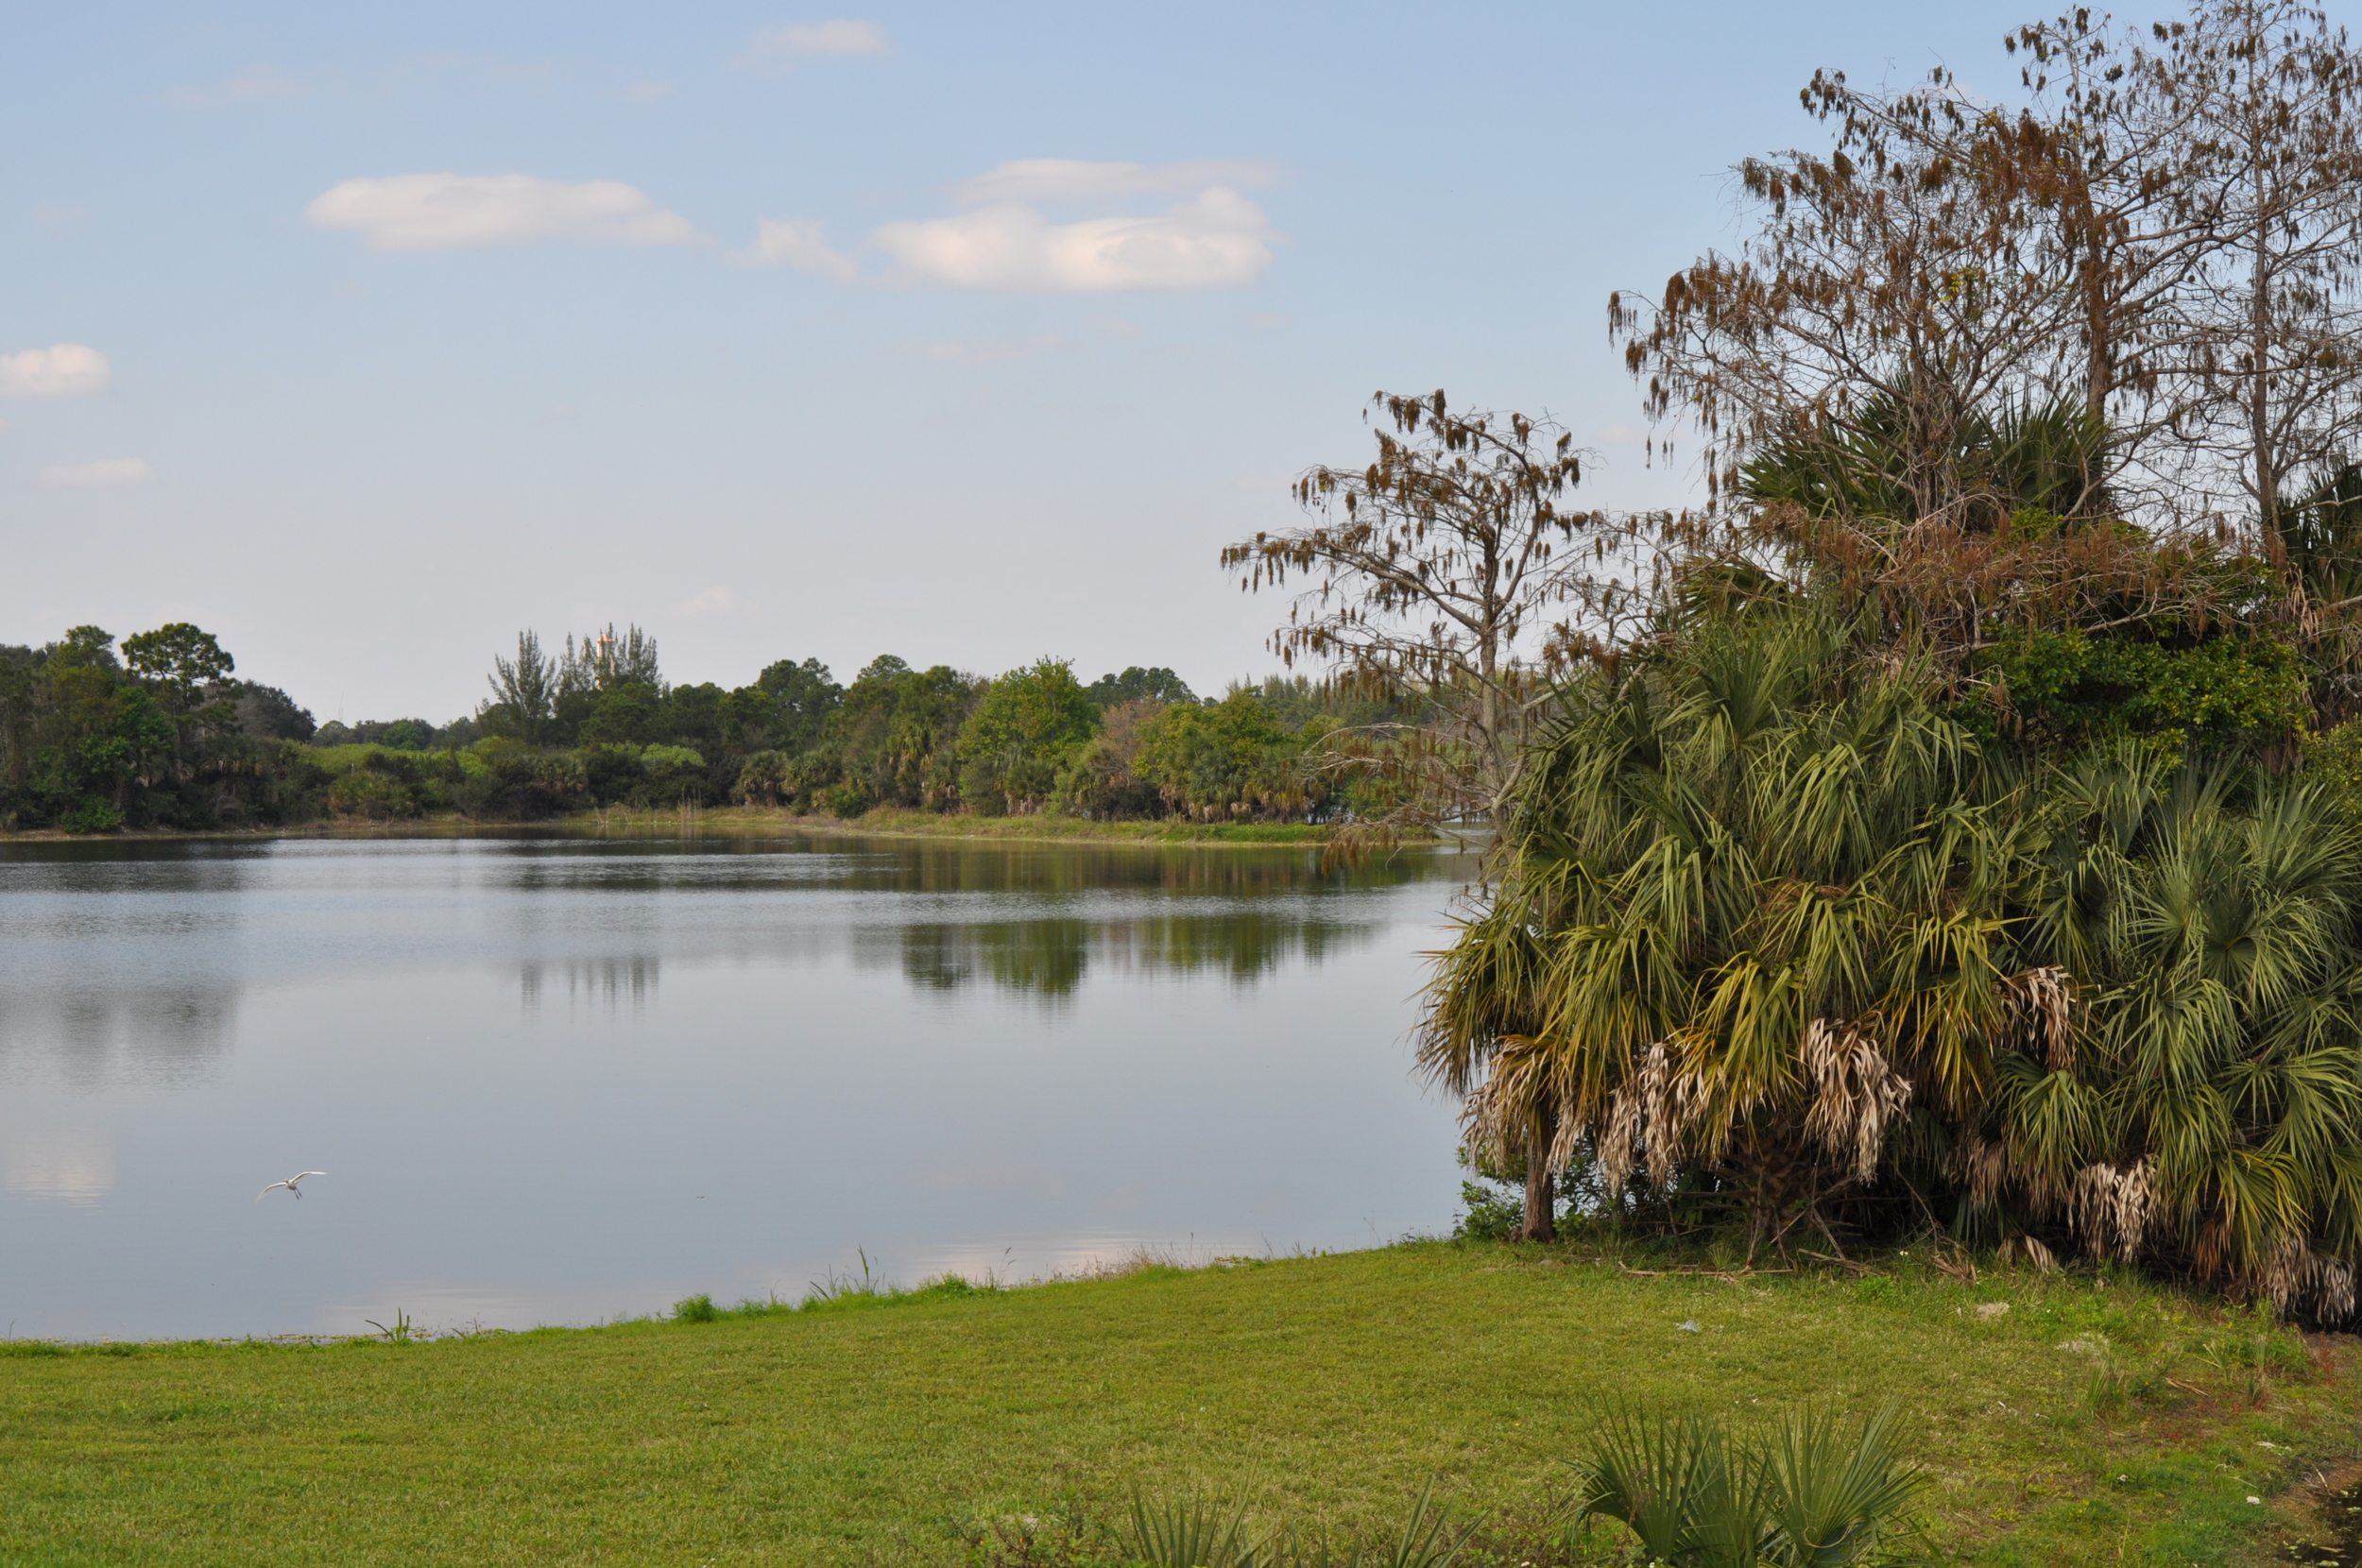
[0, 1243, 2350, 1566]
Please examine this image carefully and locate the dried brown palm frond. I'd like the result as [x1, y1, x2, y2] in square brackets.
[2002, 965, 2077, 1071]
[2265, 1233, 2358, 1321]
[2070, 1158, 2162, 1263]
[1952, 1135, 2012, 1212]
[1589, 1038, 1720, 1193]
[1997, 1234, 2058, 1271]
[1802, 1018, 1914, 1185]
[1458, 1033, 1568, 1178]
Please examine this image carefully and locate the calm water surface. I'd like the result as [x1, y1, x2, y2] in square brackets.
[0, 834, 1474, 1339]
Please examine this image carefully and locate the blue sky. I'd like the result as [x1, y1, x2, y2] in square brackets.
[8, 0, 2103, 720]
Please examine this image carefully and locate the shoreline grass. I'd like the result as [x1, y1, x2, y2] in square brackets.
[0, 804, 1414, 850]
[1, 1240, 2351, 1565]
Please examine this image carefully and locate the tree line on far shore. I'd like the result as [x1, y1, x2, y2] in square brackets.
[0, 619, 1413, 832]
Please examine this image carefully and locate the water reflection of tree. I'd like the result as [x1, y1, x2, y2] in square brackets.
[494, 837, 1466, 900]
[900, 921, 1091, 996]
[895, 912, 1383, 997]
[519, 956, 659, 1014]
[858, 842, 1451, 899]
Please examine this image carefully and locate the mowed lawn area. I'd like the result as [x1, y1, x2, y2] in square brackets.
[1, 1242, 2352, 1565]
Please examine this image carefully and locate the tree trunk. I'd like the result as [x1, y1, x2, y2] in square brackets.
[2251, 208, 2278, 531]
[1520, 1099, 1558, 1242]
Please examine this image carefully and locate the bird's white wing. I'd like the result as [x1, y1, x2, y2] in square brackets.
[292, 1171, 327, 1181]
[255, 1182, 288, 1202]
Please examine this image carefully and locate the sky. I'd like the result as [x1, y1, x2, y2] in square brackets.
[5, 0, 2149, 722]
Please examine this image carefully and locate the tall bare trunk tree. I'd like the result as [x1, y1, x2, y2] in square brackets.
[2173, 1, 2362, 531]
[1612, 61, 2082, 523]
[1224, 391, 1645, 833]
[2006, 12, 2218, 455]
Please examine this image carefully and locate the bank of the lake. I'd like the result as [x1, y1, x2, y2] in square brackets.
[1, 1242, 2349, 1567]
[0, 805, 1383, 848]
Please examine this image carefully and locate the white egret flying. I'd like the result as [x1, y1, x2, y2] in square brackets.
[256, 1171, 327, 1202]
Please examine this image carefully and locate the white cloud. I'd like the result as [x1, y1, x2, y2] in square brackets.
[42, 457, 155, 487]
[953, 159, 1281, 207]
[735, 20, 889, 72]
[676, 587, 744, 617]
[0, 344, 112, 397]
[622, 80, 674, 103]
[872, 187, 1274, 292]
[305, 174, 700, 252]
[163, 64, 305, 106]
[736, 218, 858, 280]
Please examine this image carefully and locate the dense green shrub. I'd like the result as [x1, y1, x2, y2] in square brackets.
[0, 624, 322, 831]
[1136, 690, 1309, 820]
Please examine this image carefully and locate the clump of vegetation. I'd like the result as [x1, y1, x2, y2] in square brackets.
[1407, 2, 2362, 1336]
[0, 622, 322, 832]
[1121, 1483, 1479, 1567]
[1572, 1403, 1925, 1567]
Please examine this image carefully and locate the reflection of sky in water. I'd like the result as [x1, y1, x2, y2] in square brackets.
[6, 1128, 116, 1205]
[0, 835, 1474, 1339]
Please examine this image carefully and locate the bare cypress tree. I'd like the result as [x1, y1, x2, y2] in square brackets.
[2005, 11, 2219, 460]
[1611, 62, 2082, 524]
[2170, 0, 2362, 530]
[1223, 391, 1649, 832]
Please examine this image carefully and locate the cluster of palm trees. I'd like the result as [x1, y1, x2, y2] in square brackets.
[1422, 588, 2362, 1321]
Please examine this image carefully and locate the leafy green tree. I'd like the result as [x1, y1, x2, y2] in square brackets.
[639, 743, 708, 802]
[1422, 606, 2029, 1245]
[658, 683, 727, 754]
[741, 657, 841, 751]
[580, 743, 646, 804]
[450, 739, 584, 819]
[1083, 666, 1195, 708]
[1430, 597, 2362, 1315]
[957, 658, 1099, 812]
[825, 656, 981, 810]
[732, 749, 796, 808]
[578, 682, 660, 747]
[232, 686, 316, 741]
[1135, 690, 1309, 821]
[122, 622, 234, 718]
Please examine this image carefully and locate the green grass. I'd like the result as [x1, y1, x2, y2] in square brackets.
[0, 1243, 2350, 1565]
[783, 805, 1348, 844]
[3, 803, 1365, 847]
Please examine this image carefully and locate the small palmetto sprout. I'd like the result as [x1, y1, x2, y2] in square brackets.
[1369, 1483, 1483, 1568]
[1758, 1404, 1926, 1566]
[1128, 1488, 1265, 1568]
[1574, 1403, 1763, 1567]
[1576, 1402, 1924, 1567]
[1267, 1484, 1481, 1568]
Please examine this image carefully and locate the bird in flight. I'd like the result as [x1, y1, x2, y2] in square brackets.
[256, 1171, 327, 1202]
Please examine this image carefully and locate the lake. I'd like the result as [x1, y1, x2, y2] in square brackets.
[0, 833, 1476, 1340]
